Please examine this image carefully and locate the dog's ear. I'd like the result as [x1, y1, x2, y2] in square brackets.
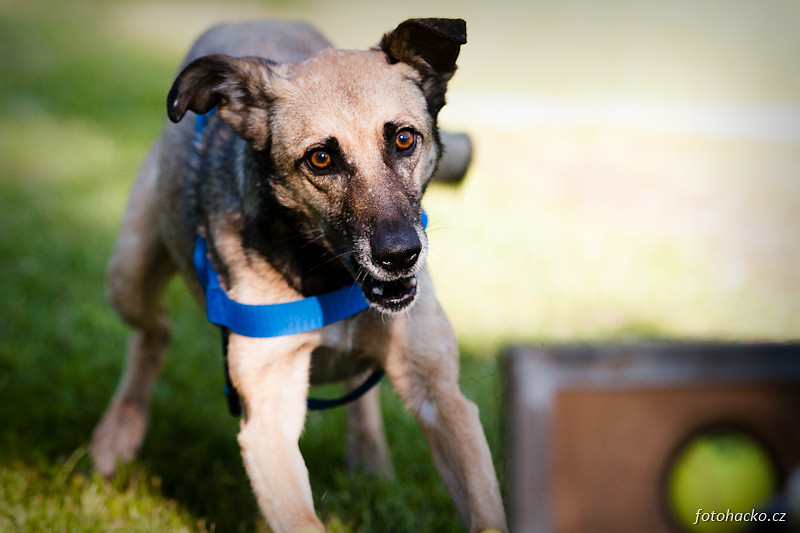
[378, 18, 467, 116]
[167, 55, 274, 151]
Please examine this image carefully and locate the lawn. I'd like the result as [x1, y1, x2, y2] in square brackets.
[1, 0, 798, 531]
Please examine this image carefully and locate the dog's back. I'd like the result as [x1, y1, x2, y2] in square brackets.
[181, 20, 332, 67]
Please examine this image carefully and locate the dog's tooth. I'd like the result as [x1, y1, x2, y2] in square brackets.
[372, 285, 384, 296]
[402, 277, 417, 289]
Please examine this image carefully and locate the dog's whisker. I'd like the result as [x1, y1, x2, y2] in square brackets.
[300, 229, 326, 241]
[307, 248, 357, 273]
[355, 267, 371, 286]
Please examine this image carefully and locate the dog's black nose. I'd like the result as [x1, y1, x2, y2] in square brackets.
[371, 228, 422, 272]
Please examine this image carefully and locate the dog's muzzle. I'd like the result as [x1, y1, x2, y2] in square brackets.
[359, 221, 425, 312]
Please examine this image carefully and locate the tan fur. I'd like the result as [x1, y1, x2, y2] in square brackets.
[91, 18, 506, 533]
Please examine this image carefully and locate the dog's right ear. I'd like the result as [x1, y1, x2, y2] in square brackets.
[167, 54, 274, 151]
[379, 18, 467, 116]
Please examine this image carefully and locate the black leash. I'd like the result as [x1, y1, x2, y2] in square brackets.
[219, 327, 384, 416]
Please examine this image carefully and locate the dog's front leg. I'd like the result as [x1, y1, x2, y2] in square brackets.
[383, 290, 508, 533]
[227, 333, 324, 533]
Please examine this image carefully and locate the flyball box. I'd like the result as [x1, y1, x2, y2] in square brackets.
[503, 343, 800, 533]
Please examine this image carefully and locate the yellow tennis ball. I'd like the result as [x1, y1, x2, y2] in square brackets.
[667, 430, 778, 533]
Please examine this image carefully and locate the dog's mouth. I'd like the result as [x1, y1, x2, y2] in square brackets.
[360, 274, 418, 312]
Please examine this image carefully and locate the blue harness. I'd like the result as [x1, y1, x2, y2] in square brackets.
[193, 110, 425, 414]
[194, 233, 372, 338]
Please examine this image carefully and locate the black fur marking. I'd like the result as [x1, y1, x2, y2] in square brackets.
[242, 149, 356, 296]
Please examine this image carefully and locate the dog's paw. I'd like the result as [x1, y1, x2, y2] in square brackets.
[346, 450, 395, 479]
[90, 402, 147, 479]
[346, 432, 395, 479]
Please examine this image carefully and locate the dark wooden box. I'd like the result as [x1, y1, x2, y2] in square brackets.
[503, 343, 800, 533]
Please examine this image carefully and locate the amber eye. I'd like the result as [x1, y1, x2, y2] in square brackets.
[309, 150, 332, 170]
[395, 130, 416, 151]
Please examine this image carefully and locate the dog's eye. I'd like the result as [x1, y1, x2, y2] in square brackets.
[395, 130, 416, 151]
[309, 150, 332, 170]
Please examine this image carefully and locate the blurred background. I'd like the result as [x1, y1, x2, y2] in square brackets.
[1, 0, 798, 531]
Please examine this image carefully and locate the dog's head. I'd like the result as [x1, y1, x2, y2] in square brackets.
[167, 18, 466, 313]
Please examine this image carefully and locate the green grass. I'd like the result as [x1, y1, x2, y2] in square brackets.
[2, 0, 799, 531]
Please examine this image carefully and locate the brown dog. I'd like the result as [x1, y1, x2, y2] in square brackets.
[90, 18, 506, 532]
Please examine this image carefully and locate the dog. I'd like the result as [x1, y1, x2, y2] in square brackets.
[90, 18, 507, 533]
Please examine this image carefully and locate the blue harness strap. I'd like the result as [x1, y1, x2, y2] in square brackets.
[193, 110, 426, 414]
[194, 233, 370, 338]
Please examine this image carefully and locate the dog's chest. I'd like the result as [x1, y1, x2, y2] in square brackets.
[308, 316, 385, 385]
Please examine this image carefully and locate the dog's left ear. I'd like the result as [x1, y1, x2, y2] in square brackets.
[167, 54, 275, 151]
[378, 18, 467, 116]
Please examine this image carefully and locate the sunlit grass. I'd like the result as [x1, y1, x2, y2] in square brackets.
[0, 459, 205, 532]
